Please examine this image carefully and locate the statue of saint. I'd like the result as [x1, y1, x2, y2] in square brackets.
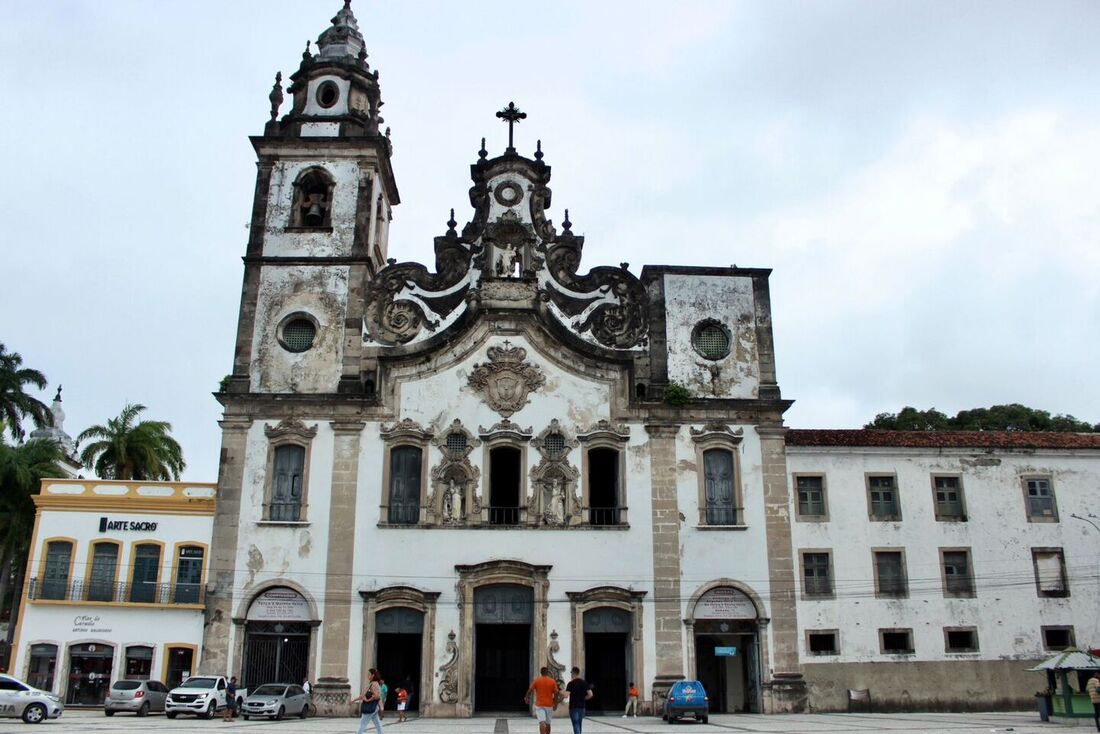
[496, 244, 518, 277]
[545, 477, 565, 525]
[445, 479, 463, 523]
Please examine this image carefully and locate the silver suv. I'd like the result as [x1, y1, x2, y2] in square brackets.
[0, 673, 64, 724]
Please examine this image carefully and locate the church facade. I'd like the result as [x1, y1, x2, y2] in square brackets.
[196, 2, 1100, 717]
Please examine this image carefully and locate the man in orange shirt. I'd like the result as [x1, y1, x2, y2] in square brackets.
[525, 667, 560, 734]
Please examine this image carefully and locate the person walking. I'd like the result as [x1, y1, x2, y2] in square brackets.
[1087, 670, 1100, 732]
[352, 669, 384, 734]
[222, 676, 238, 721]
[379, 674, 389, 719]
[395, 686, 409, 723]
[564, 667, 593, 734]
[622, 682, 639, 717]
[525, 666, 560, 734]
[303, 678, 312, 697]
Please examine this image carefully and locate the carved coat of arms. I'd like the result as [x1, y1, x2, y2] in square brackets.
[467, 342, 546, 417]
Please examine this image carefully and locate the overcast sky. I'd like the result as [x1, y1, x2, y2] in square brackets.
[2, 1, 1098, 481]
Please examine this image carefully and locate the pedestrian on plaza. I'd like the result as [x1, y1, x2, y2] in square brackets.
[395, 686, 409, 723]
[222, 676, 238, 721]
[401, 676, 415, 717]
[564, 667, 593, 734]
[303, 677, 312, 697]
[525, 666, 561, 734]
[379, 674, 389, 719]
[1087, 670, 1100, 732]
[622, 681, 639, 717]
[352, 669, 384, 734]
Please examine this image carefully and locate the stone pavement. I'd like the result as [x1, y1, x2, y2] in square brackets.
[4, 710, 1096, 733]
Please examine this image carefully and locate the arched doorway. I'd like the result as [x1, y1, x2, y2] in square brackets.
[241, 587, 313, 688]
[375, 607, 423, 712]
[473, 584, 532, 712]
[65, 642, 113, 706]
[688, 585, 765, 713]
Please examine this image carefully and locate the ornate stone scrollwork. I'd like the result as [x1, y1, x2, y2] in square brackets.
[547, 629, 566, 688]
[529, 420, 581, 527]
[429, 420, 482, 526]
[477, 419, 533, 442]
[379, 418, 434, 442]
[438, 630, 459, 704]
[689, 423, 744, 445]
[467, 342, 545, 418]
[264, 417, 319, 441]
[577, 419, 631, 444]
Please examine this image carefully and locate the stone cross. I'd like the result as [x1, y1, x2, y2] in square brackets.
[496, 102, 526, 152]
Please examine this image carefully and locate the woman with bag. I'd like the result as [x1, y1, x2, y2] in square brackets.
[352, 669, 384, 734]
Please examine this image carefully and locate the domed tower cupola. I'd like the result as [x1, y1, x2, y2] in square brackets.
[270, 0, 386, 138]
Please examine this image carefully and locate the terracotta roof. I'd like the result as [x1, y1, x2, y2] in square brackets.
[785, 429, 1100, 450]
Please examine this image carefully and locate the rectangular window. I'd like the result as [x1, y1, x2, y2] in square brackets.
[703, 449, 737, 525]
[27, 644, 57, 691]
[933, 476, 966, 521]
[944, 627, 979, 653]
[589, 447, 623, 526]
[868, 475, 901, 520]
[1024, 477, 1058, 521]
[796, 475, 827, 519]
[125, 645, 153, 679]
[801, 552, 833, 598]
[174, 546, 204, 604]
[129, 544, 161, 603]
[807, 631, 838, 655]
[388, 446, 422, 525]
[1042, 626, 1075, 650]
[942, 549, 975, 598]
[41, 540, 73, 601]
[1032, 548, 1068, 597]
[271, 444, 306, 521]
[874, 550, 907, 598]
[880, 628, 914, 654]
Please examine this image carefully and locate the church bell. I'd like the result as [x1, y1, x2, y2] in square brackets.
[305, 200, 325, 226]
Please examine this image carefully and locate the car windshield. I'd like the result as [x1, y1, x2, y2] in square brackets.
[112, 681, 142, 690]
[179, 677, 217, 688]
[253, 685, 287, 696]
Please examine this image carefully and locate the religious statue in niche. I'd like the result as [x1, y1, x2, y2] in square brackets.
[442, 479, 465, 524]
[542, 477, 566, 526]
[495, 244, 520, 278]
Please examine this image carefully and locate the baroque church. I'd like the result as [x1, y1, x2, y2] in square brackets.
[195, 1, 1099, 717]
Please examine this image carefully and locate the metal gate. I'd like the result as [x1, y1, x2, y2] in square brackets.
[242, 622, 310, 688]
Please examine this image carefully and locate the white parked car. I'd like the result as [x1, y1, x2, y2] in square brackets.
[0, 673, 64, 724]
[241, 683, 311, 720]
[165, 675, 246, 719]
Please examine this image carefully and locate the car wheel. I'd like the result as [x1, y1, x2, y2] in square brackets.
[702, 716, 709, 724]
[105, 709, 115, 716]
[299, 703, 310, 719]
[166, 712, 177, 719]
[203, 702, 216, 719]
[22, 703, 47, 724]
[137, 701, 150, 717]
[275, 705, 285, 720]
[242, 714, 250, 721]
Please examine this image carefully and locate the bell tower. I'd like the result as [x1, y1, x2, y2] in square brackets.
[226, 0, 399, 397]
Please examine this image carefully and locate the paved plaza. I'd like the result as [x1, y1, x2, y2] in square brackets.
[4, 710, 1095, 734]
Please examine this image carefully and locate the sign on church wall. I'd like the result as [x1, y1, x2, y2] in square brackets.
[247, 588, 312, 622]
[695, 588, 756, 620]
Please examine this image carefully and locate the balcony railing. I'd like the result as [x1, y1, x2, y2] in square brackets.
[387, 504, 420, 525]
[267, 501, 302, 522]
[27, 578, 205, 605]
[589, 507, 622, 526]
[488, 506, 522, 525]
[705, 505, 739, 526]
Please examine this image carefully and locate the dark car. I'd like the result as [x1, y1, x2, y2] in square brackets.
[663, 680, 708, 724]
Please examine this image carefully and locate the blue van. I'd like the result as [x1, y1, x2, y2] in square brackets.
[663, 680, 709, 724]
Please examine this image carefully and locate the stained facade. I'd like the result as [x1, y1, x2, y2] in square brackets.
[195, 1, 1100, 717]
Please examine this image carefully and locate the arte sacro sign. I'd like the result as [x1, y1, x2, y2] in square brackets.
[694, 588, 757, 620]
[246, 588, 312, 622]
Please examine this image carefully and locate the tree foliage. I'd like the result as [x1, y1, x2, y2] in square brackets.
[0, 343, 51, 442]
[866, 404, 1099, 432]
[78, 403, 186, 480]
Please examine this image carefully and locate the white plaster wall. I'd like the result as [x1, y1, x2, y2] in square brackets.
[787, 447, 1100, 664]
[663, 274, 759, 399]
[251, 265, 348, 393]
[264, 159, 361, 258]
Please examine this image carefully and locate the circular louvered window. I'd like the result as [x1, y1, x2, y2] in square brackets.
[691, 321, 731, 360]
[279, 316, 317, 353]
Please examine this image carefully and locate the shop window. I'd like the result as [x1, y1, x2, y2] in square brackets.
[174, 545, 205, 604]
[41, 540, 73, 600]
[125, 645, 153, 679]
[129, 543, 162, 603]
[387, 446, 422, 524]
[87, 542, 119, 602]
[28, 644, 58, 691]
[66, 642, 114, 706]
[165, 646, 195, 690]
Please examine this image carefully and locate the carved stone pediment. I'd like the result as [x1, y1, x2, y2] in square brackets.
[380, 418, 434, 442]
[264, 417, 318, 441]
[690, 423, 744, 445]
[577, 419, 631, 444]
[478, 419, 533, 442]
[467, 342, 545, 418]
[532, 419, 579, 460]
[431, 419, 481, 460]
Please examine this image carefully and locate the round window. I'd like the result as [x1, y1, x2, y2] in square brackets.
[280, 317, 317, 353]
[493, 181, 523, 207]
[691, 321, 731, 360]
[316, 80, 340, 109]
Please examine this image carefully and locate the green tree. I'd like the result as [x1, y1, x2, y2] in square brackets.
[0, 343, 51, 442]
[0, 438, 65, 641]
[78, 403, 186, 480]
[866, 403, 1098, 432]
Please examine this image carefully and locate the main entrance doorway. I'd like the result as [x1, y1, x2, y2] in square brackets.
[375, 607, 423, 712]
[692, 587, 761, 713]
[583, 607, 631, 713]
[473, 584, 531, 712]
[241, 587, 313, 689]
[65, 643, 113, 706]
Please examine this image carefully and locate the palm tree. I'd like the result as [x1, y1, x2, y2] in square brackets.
[77, 403, 186, 481]
[0, 343, 51, 442]
[0, 437, 65, 642]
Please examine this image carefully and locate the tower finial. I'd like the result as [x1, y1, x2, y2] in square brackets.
[478, 137, 488, 160]
[268, 72, 284, 122]
[446, 208, 457, 236]
[534, 139, 543, 160]
[562, 209, 572, 231]
[495, 102, 526, 153]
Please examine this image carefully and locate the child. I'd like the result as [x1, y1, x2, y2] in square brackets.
[622, 681, 639, 717]
[396, 686, 409, 722]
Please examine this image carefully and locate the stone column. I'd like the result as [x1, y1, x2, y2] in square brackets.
[756, 425, 806, 713]
[200, 417, 252, 674]
[313, 420, 365, 716]
[645, 423, 685, 707]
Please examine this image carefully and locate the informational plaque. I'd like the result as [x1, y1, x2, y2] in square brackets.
[694, 588, 756, 620]
[246, 588, 312, 622]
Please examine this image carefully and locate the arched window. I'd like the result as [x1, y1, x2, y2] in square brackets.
[174, 545, 205, 604]
[87, 542, 120, 602]
[290, 168, 335, 228]
[129, 543, 162, 603]
[388, 446, 422, 524]
[41, 540, 73, 600]
[271, 445, 306, 521]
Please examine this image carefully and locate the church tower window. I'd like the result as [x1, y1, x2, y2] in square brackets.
[278, 314, 318, 353]
[691, 319, 732, 361]
[315, 80, 340, 109]
[271, 445, 306, 521]
[290, 168, 335, 229]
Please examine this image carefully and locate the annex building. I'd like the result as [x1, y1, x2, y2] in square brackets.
[12, 1, 1099, 717]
